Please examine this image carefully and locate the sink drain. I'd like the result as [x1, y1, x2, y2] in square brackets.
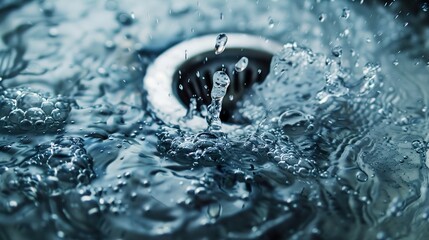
[143, 33, 282, 130]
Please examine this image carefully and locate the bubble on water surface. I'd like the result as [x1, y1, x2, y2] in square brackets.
[0, 88, 72, 132]
[116, 12, 134, 26]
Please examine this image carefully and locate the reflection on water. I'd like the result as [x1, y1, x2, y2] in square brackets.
[0, 0, 429, 239]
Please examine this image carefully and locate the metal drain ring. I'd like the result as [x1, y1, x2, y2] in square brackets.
[143, 33, 282, 131]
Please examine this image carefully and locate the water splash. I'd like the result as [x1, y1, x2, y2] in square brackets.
[206, 71, 230, 132]
[0, 0, 428, 239]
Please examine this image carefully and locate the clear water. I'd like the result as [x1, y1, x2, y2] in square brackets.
[0, 0, 428, 239]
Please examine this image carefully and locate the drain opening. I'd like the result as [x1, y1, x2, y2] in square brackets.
[174, 48, 272, 124]
[143, 33, 282, 130]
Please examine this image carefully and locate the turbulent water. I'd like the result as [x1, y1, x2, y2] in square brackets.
[0, 0, 429, 239]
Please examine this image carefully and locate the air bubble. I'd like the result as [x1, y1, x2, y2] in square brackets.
[25, 108, 46, 121]
[8, 109, 24, 124]
[268, 17, 275, 28]
[116, 12, 134, 26]
[16, 92, 43, 110]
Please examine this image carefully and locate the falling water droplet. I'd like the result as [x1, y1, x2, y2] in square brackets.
[319, 13, 326, 22]
[268, 17, 275, 28]
[342, 8, 350, 19]
[214, 33, 228, 55]
[234, 57, 249, 72]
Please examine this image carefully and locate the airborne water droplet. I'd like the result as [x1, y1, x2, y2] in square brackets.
[342, 8, 350, 19]
[319, 13, 326, 22]
[234, 57, 249, 72]
[268, 17, 275, 28]
[214, 33, 228, 55]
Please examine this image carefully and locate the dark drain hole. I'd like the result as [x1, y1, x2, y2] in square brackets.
[173, 48, 273, 124]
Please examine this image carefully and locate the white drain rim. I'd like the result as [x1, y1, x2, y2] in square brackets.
[143, 33, 283, 131]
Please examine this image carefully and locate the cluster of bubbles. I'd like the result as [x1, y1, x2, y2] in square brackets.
[0, 88, 73, 133]
[0, 137, 94, 215]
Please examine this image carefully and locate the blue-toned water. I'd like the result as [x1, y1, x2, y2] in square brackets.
[1, 0, 429, 239]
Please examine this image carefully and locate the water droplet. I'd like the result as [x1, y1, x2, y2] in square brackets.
[97, 67, 109, 77]
[319, 13, 326, 22]
[179, 84, 183, 90]
[116, 12, 134, 26]
[342, 8, 350, 19]
[356, 171, 368, 182]
[57, 231, 65, 238]
[331, 46, 343, 57]
[393, 59, 399, 66]
[234, 57, 249, 72]
[51, 109, 68, 121]
[207, 202, 222, 218]
[268, 17, 275, 28]
[48, 28, 59, 37]
[25, 108, 46, 122]
[214, 33, 228, 55]
[422, 3, 429, 12]
[17, 93, 43, 110]
[8, 109, 24, 124]
[104, 40, 116, 50]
